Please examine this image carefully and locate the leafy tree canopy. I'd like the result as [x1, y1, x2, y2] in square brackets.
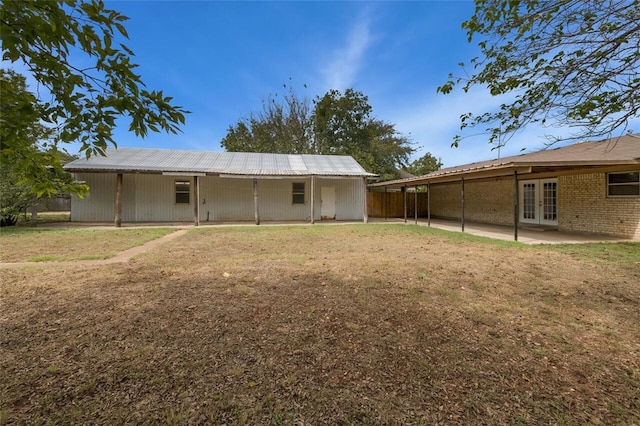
[222, 86, 416, 181]
[0, 0, 189, 180]
[0, 70, 85, 225]
[222, 82, 313, 154]
[438, 0, 640, 147]
[403, 152, 443, 176]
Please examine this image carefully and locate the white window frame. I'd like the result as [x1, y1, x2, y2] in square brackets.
[292, 182, 305, 205]
[175, 180, 191, 204]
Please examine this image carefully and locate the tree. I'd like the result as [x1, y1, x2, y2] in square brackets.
[404, 152, 443, 176]
[312, 89, 414, 181]
[0, 0, 188, 193]
[221, 82, 313, 154]
[437, 0, 640, 147]
[222, 87, 416, 180]
[0, 70, 83, 225]
[312, 88, 373, 156]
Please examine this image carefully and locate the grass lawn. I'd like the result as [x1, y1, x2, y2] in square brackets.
[0, 227, 175, 262]
[1, 224, 639, 424]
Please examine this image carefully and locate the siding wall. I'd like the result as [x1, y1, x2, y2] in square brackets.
[72, 173, 365, 222]
[71, 173, 115, 221]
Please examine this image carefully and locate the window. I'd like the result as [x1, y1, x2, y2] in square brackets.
[175, 180, 191, 204]
[607, 172, 640, 197]
[292, 182, 305, 204]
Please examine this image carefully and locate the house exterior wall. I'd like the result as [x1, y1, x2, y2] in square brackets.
[71, 173, 116, 221]
[425, 171, 639, 239]
[558, 172, 640, 239]
[429, 182, 460, 220]
[71, 173, 365, 222]
[430, 179, 513, 225]
[319, 177, 365, 221]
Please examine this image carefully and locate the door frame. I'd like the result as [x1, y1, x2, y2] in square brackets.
[519, 178, 558, 226]
[320, 186, 336, 220]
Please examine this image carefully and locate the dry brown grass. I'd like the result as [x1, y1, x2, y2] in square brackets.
[0, 227, 174, 262]
[1, 224, 639, 425]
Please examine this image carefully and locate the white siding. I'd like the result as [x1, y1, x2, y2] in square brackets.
[131, 174, 193, 222]
[258, 179, 310, 221]
[71, 173, 116, 221]
[314, 177, 364, 221]
[200, 177, 254, 222]
[72, 173, 365, 222]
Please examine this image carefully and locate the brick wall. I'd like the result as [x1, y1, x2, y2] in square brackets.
[371, 171, 639, 239]
[430, 178, 514, 224]
[558, 172, 640, 239]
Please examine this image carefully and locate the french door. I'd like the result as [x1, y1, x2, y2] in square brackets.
[519, 179, 558, 225]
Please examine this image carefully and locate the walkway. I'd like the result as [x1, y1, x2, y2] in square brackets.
[0, 229, 189, 268]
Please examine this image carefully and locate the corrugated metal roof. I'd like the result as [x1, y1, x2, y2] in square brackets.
[65, 148, 377, 177]
[371, 134, 640, 187]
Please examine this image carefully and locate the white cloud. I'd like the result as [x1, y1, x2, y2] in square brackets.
[320, 10, 374, 91]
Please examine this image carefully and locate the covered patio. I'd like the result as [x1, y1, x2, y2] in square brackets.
[369, 217, 628, 244]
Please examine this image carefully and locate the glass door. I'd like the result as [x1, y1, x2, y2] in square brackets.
[519, 179, 558, 225]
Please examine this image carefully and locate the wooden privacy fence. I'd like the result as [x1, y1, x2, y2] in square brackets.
[367, 191, 429, 218]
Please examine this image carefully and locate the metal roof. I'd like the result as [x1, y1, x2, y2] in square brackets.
[371, 134, 640, 188]
[65, 148, 377, 177]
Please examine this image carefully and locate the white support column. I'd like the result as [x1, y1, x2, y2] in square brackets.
[310, 176, 316, 224]
[114, 173, 123, 227]
[363, 177, 369, 223]
[253, 178, 260, 225]
[193, 175, 200, 226]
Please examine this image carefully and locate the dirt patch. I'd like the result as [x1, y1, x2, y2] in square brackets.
[1, 225, 639, 424]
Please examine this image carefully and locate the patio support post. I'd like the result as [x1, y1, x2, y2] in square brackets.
[513, 170, 519, 241]
[253, 178, 260, 225]
[427, 182, 431, 227]
[403, 185, 407, 224]
[363, 177, 368, 223]
[114, 173, 123, 227]
[461, 177, 465, 232]
[414, 186, 418, 225]
[193, 175, 200, 227]
[310, 176, 315, 224]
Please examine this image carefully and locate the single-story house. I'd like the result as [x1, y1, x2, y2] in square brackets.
[370, 134, 640, 240]
[64, 148, 376, 226]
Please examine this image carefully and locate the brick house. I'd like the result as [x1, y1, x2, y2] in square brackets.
[370, 134, 640, 240]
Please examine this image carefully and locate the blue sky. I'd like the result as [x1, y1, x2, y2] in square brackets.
[14, 1, 638, 168]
